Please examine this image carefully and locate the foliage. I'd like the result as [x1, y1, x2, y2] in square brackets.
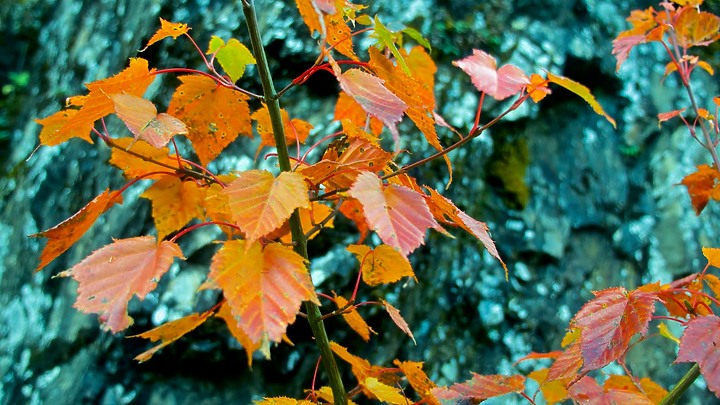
[31, 0, 720, 403]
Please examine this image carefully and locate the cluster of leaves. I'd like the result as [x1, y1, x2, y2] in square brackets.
[30, 0, 720, 403]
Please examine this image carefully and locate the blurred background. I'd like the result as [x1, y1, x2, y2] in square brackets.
[1, 0, 719, 403]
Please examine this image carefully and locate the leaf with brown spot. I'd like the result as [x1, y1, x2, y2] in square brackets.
[141, 18, 190, 51]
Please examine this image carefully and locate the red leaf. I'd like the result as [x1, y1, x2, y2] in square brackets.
[31, 189, 123, 272]
[572, 287, 658, 372]
[380, 298, 415, 344]
[337, 68, 407, 148]
[348, 171, 439, 256]
[679, 164, 720, 215]
[547, 341, 583, 381]
[453, 49, 529, 100]
[111, 93, 187, 148]
[432, 373, 526, 402]
[568, 375, 654, 404]
[57, 236, 184, 332]
[676, 315, 720, 397]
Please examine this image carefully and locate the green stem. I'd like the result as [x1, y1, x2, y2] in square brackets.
[241, 1, 348, 404]
[659, 363, 701, 405]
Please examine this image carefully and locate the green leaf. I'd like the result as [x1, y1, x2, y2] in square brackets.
[372, 16, 411, 75]
[401, 27, 431, 51]
[546, 71, 616, 128]
[206, 36, 256, 83]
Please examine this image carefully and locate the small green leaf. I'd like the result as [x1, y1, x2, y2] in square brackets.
[401, 27, 431, 51]
[546, 71, 616, 128]
[206, 36, 256, 83]
[372, 16, 411, 75]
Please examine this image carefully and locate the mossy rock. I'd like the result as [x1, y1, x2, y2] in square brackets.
[485, 135, 530, 210]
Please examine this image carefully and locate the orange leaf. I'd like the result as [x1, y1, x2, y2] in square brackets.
[209, 240, 318, 344]
[335, 294, 376, 341]
[527, 368, 569, 404]
[31, 189, 123, 272]
[329, 341, 374, 382]
[55, 58, 156, 143]
[425, 188, 506, 274]
[111, 93, 187, 148]
[222, 170, 310, 245]
[337, 69, 407, 148]
[348, 171, 439, 256]
[216, 302, 262, 366]
[680, 164, 720, 214]
[393, 360, 440, 405]
[140, 175, 207, 240]
[453, 49, 529, 100]
[109, 137, 182, 179]
[346, 244, 415, 286]
[572, 287, 658, 372]
[35, 109, 93, 146]
[381, 298, 415, 344]
[334, 91, 384, 136]
[325, 0, 357, 60]
[568, 375, 654, 405]
[251, 104, 313, 158]
[704, 247, 720, 268]
[168, 75, 252, 166]
[547, 341, 583, 381]
[277, 202, 334, 243]
[657, 108, 686, 125]
[57, 236, 184, 332]
[129, 309, 213, 362]
[603, 375, 668, 404]
[141, 18, 189, 51]
[295, 0, 323, 36]
[527, 73, 551, 103]
[338, 198, 370, 243]
[432, 373, 526, 402]
[674, 6, 720, 48]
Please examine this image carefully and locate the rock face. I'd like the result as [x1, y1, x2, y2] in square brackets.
[1, 0, 718, 403]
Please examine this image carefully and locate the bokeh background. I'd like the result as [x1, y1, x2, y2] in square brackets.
[2, 0, 719, 403]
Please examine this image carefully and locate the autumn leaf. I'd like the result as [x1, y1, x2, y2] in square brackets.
[527, 73, 552, 103]
[568, 375, 654, 404]
[381, 298, 416, 344]
[31, 189, 123, 272]
[109, 137, 183, 179]
[216, 302, 263, 366]
[168, 75, 252, 166]
[57, 236, 184, 333]
[271, 202, 335, 243]
[572, 287, 658, 372]
[54, 58, 156, 143]
[339, 198, 370, 243]
[547, 341, 583, 381]
[295, 0, 357, 60]
[129, 309, 213, 362]
[334, 91, 384, 136]
[425, 188, 506, 274]
[657, 108, 686, 126]
[329, 341, 396, 387]
[674, 6, 720, 48]
[206, 36, 256, 83]
[348, 171, 439, 256]
[612, 34, 647, 72]
[394, 360, 440, 405]
[432, 373, 526, 402]
[679, 164, 720, 214]
[222, 170, 310, 245]
[704, 247, 720, 268]
[335, 294, 376, 342]
[111, 93, 187, 148]
[676, 315, 720, 397]
[35, 109, 92, 146]
[141, 18, 189, 51]
[362, 377, 406, 404]
[141, 175, 207, 240]
[547, 71, 617, 128]
[337, 68, 407, 149]
[371, 16, 411, 75]
[209, 240, 318, 344]
[453, 49, 529, 100]
[254, 398, 315, 405]
[527, 368, 569, 404]
[314, 387, 359, 405]
[346, 244, 415, 286]
[603, 375, 668, 404]
[251, 104, 313, 158]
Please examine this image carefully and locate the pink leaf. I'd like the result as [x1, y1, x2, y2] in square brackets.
[111, 93, 187, 148]
[381, 299, 415, 344]
[338, 69, 407, 149]
[453, 49, 529, 100]
[348, 171, 439, 256]
[676, 315, 720, 397]
[611, 34, 646, 72]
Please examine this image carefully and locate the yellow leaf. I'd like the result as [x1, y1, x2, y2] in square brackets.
[335, 294, 376, 341]
[362, 377, 407, 404]
[658, 322, 681, 344]
[347, 244, 415, 286]
[393, 360, 440, 405]
[546, 71, 616, 128]
[129, 310, 213, 362]
[251, 104, 313, 158]
[703, 247, 720, 268]
[527, 368, 569, 404]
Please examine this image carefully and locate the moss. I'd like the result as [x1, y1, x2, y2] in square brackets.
[485, 136, 530, 210]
